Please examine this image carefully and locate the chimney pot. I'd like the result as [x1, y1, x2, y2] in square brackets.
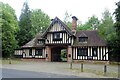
[72, 16, 78, 21]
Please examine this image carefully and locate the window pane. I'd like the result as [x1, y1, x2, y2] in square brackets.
[56, 33, 60, 38]
[29, 49, 32, 56]
[37, 39, 45, 44]
[92, 48, 97, 56]
[35, 49, 42, 56]
[53, 32, 62, 41]
[77, 48, 88, 56]
[79, 37, 88, 43]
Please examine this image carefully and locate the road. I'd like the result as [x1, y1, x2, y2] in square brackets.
[2, 61, 119, 78]
[2, 68, 80, 78]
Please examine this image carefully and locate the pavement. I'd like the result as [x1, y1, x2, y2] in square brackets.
[1, 61, 119, 78]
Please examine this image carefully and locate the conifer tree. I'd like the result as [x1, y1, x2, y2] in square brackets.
[17, 1, 33, 46]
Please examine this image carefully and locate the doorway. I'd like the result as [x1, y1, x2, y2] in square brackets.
[51, 47, 67, 62]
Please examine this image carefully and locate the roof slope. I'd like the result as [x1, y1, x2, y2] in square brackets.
[74, 30, 107, 46]
[22, 38, 36, 48]
[42, 17, 74, 37]
[22, 32, 44, 48]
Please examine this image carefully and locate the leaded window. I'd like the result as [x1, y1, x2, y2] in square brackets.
[35, 49, 43, 56]
[77, 48, 88, 56]
[79, 37, 88, 43]
[92, 48, 97, 56]
[29, 49, 32, 56]
[53, 32, 62, 41]
[37, 39, 45, 44]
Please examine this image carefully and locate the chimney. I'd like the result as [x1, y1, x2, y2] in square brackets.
[72, 16, 78, 34]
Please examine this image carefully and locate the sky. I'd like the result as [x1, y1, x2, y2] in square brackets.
[1, 0, 119, 23]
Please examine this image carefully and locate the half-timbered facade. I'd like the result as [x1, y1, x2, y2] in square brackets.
[14, 16, 109, 62]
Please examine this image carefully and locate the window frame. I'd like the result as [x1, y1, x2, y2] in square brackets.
[92, 47, 98, 57]
[29, 48, 32, 56]
[79, 37, 88, 43]
[37, 39, 45, 44]
[53, 32, 62, 41]
[77, 48, 88, 56]
[35, 49, 43, 56]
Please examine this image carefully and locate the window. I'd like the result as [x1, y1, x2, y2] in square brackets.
[37, 39, 45, 44]
[77, 48, 88, 56]
[92, 48, 97, 56]
[53, 32, 62, 41]
[35, 49, 43, 56]
[79, 37, 88, 43]
[29, 49, 32, 56]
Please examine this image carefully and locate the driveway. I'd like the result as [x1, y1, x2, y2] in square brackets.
[2, 61, 119, 78]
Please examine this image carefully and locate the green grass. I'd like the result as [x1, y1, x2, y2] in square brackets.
[1, 58, 22, 64]
[67, 68, 118, 78]
[109, 61, 120, 65]
[84, 68, 118, 78]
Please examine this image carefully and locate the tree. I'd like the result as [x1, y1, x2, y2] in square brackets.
[109, 1, 120, 62]
[17, 1, 33, 46]
[114, 2, 120, 39]
[30, 9, 50, 34]
[98, 9, 115, 41]
[63, 11, 72, 29]
[1, 2, 19, 58]
[77, 15, 100, 30]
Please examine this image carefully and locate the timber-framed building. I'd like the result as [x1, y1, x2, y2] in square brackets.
[14, 16, 109, 62]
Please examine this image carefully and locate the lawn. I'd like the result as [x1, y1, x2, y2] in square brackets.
[67, 66, 118, 78]
[1, 58, 22, 64]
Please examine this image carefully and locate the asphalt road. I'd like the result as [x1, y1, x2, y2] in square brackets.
[2, 62, 119, 78]
[2, 68, 80, 78]
[2, 68, 119, 80]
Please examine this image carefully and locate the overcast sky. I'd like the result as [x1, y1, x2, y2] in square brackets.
[1, 0, 119, 23]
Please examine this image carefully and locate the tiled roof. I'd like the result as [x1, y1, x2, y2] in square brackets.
[22, 32, 45, 48]
[22, 38, 36, 48]
[74, 30, 107, 46]
[21, 17, 107, 48]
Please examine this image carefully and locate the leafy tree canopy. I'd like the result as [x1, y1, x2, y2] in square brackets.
[77, 15, 100, 30]
[17, 1, 51, 47]
[17, 1, 33, 46]
[31, 9, 50, 34]
[109, 1, 120, 61]
[98, 9, 115, 41]
[1, 2, 19, 58]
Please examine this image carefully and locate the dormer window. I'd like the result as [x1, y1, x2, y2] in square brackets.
[37, 39, 45, 44]
[79, 37, 88, 43]
[53, 32, 62, 41]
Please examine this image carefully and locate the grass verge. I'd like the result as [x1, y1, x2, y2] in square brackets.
[67, 68, 118, 78]
[2, 58, 22, 64]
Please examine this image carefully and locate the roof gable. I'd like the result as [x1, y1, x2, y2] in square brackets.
[79, 32, 87, 37]
[42, 17, 73, 37]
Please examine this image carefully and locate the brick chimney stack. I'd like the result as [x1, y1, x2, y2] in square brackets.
[72, 16, 78, 34]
